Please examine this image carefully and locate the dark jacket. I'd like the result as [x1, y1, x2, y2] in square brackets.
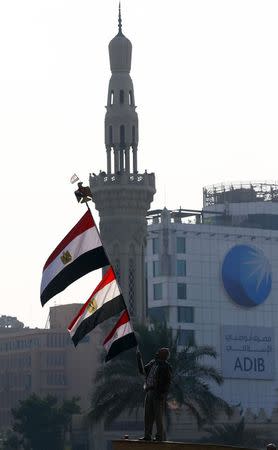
[137, 354, 172, 395]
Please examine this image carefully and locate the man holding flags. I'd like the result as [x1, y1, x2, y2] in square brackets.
[137, 348, 172, 442]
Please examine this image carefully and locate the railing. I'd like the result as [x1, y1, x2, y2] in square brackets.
[90, 172, 155, 187]
[203, 181, 278, 206]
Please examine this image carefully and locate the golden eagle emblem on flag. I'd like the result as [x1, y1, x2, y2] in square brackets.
[60, 250, 72, 265]
[87, 298, 97, 314]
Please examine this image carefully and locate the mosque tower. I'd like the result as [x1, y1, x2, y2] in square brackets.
[90, 6, 156, 322]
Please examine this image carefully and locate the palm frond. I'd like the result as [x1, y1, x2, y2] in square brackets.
[203, 418, 265, 447]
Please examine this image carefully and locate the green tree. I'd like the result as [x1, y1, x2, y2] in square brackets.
[1, 430, 22, 450]
[90, 322, 232, 427]
[11, 394, 80, 450]
[203, 417, 265, 448]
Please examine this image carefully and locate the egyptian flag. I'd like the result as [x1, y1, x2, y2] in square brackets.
[68, 266, 126, 346]
[103, 310, 137, 362]
[40, 210, 109, 306]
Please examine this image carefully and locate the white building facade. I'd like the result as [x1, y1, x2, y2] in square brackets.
[146, 182, 278, 413]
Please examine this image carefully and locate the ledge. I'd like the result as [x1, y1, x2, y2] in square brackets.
[112, 441, 253, 450]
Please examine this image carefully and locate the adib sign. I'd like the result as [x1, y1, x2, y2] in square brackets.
[221, 325, 274, 380]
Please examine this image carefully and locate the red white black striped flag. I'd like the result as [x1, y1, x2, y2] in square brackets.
[103, 309, 137, 362]
[68, 266, 126, 347]
[40, 210, 109, 306]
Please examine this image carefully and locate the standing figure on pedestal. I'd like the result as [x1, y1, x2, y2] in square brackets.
[137, 347, 172, 442]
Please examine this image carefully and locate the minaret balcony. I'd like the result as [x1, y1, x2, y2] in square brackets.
[90, 171, 155, 189]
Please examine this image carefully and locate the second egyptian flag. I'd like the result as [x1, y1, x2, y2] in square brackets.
[68, 267, 126, 346]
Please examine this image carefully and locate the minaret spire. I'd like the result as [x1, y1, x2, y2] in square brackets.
[118, 2, 122, 35]
[90, 8, 156, 323]
[105, 7, 136, 174]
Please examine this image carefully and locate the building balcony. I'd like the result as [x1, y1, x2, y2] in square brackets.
[90, 171, 155, 189]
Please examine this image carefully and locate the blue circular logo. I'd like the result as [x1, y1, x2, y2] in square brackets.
[222, 245, 272, 307]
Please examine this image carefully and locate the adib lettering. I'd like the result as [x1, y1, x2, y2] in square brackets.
[234, 357, 265, 372]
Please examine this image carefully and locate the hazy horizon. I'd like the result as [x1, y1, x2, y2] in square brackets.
[1, 0, 278, 328]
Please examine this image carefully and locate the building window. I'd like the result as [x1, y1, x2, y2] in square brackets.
[178, 307, 194, 323]
[46, 352, 65, 367]
[177, 260, 186, 276]
[177, 283, 187, 299]
[148, 307, 169, 323]
[153, 260, 160, 277]
[178, 330, 195, 346]
[47, 371, 66, 386]
[120, 125, 125, 146]
[24, 374, 32, 390]
[120, 90, 124, 104]
[110, 90, 114, 105]
[153, 283, 162, 300]
[177, 237, 186, 253]
[152, 237, 159, 254]
[129, 90, 133, 105]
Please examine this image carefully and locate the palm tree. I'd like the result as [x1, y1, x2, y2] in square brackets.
[89, 322, 232, 427]
[169, 344, 232, 426]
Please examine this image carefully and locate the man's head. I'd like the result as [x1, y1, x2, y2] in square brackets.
[157, 347, 170, 361]
[267, 444, 276, 450]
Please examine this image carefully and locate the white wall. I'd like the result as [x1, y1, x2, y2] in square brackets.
[146, 213, 278, 413]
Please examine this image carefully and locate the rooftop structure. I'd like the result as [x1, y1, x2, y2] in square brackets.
[147, 182, 278, 231]
[204, 181, 278, 206]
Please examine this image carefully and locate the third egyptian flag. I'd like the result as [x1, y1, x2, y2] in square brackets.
[103, 309, 137, 362]
[68, 267, 126, 346]
[40, 210, 109, 306]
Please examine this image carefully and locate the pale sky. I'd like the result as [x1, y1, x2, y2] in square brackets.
[1, 0, 278, 328]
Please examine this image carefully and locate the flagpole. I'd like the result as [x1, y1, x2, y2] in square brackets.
[85, 200, 143, 354]
[80, 188, 133, 319]
[72, 179, 141, 356]
[73, 180, 127, 310]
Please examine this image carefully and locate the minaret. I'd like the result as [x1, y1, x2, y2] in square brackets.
[90, 6, 156, 322]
